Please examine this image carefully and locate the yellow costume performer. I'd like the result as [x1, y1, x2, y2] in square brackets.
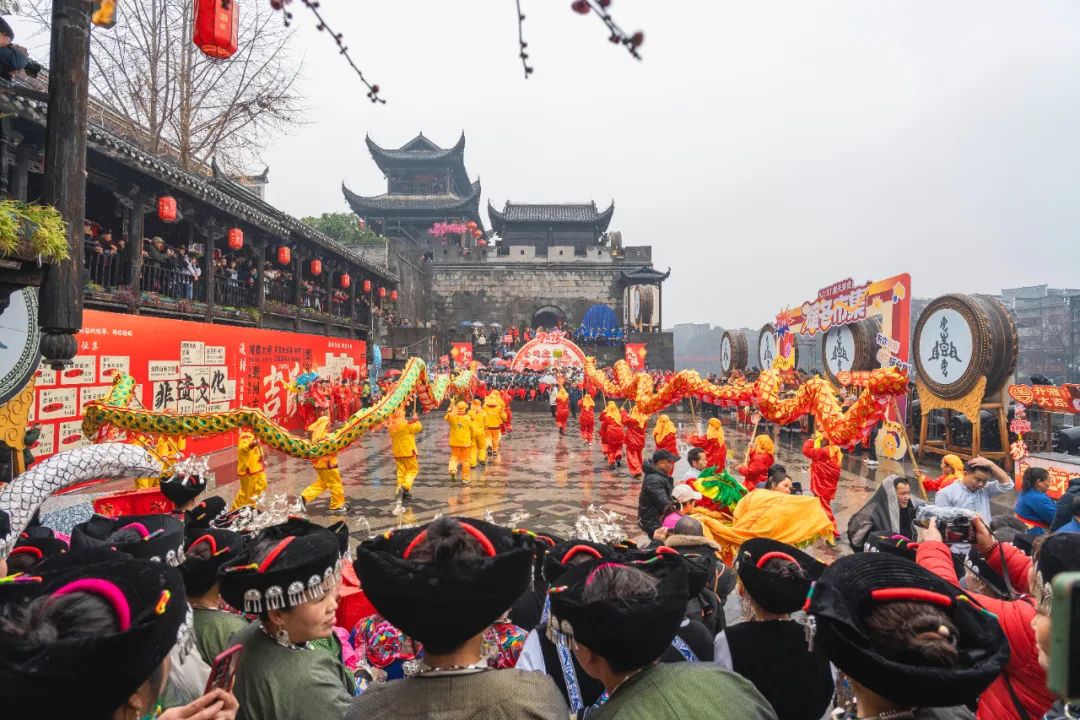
[134, 434, 186, 488]
[299, 416, 347, 513]
[231, 429, 268, 509]
[446, 401, 473, 483]
[483, 393, 507, 456]
[468, 399, 487, 467]
[689, 488, 834, 565]
[389, 408, 423, 498]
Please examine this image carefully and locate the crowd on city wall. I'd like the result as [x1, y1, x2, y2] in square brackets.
[2, 435, 1080, 720]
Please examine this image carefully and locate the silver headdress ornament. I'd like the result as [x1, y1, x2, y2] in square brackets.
[169, 454, 211, 485]
[214, 494, 303, 533]
[574, 504, 631, 545]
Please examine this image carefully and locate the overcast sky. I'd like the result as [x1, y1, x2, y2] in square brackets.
[15, 2, 1080, 328]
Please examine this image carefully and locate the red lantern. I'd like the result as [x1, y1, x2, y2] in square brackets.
[390, 289, 398, 301]
[340, 273, 351, 289]
[310, 259, 322, 276]
[472, 229, 483, 239]
[465, 220, 478, 230]
[362, 279, 372, 294]
[192, 0, 239, 60]
[227, 228, 243, 251]
[157, 196, 177, 223]
[477, 238, 487, 247]
[378, 286, 387, 299]
[277, 246, 291, 266]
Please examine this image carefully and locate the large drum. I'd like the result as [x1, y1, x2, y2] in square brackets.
[757, 324, 798, 370]
[913, 294, 1017, 400]
[720, 330, 749, 375]
[821, 317, 882, 385]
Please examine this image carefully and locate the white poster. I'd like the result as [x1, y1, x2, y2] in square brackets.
[57, 420, 90, 452]
[79, 385, 114, 411]
[38, 388, 77, 421]
[61, 355, 97, 386]
[204, 345, 226, 365]
[100, 355, 131, 379]
[148, 360, 181, 382]
[31, 423, 54, 458]
[180, 341, 205, 366]
[35, 362, 57, 387]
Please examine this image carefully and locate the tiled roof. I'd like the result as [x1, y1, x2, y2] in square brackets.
[342, 179, 482, 214]
[365, 132, 466, 164]
[621, 266, 670, 283]
[487, 200, 615, 232]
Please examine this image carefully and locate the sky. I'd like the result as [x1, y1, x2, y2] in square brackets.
[14, 2, 1080, 328]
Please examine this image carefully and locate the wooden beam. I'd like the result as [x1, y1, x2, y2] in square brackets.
[38, 0, 92, 369]
[253, 237, 265, 326]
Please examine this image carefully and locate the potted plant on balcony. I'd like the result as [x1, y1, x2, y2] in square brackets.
[0, 200, 70, 266]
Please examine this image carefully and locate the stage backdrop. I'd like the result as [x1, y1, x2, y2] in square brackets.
[509, 331, 586, 372]
[29, 310, 365, 462]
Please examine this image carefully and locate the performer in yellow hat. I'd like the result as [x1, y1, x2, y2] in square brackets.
[389, 406, 423, 502]
[446, 401, 473, 484]
[483, 392, 507, 457]
[299, 415, 349, 514]
[230, 429, 267, 510]
[468, 398, 488, 468]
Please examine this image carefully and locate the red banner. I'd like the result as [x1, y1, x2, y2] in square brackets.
[509, 331, 586, 372]
[1009, 383, 1080, 414]
[29, 310, 366, 462]
[450, 342, 473, 368]
[624, 343, 647, 371]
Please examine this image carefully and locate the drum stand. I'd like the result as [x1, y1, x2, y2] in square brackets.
[916, 377, 1012, 473]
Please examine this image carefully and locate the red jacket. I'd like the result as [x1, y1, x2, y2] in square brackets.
[802, 439, 840, 502]
[737, 451, 774, 491]
[599, 415, 625, 447]
[915, 541, 1054, 720]
[655, 432, 678, 455]
[688, 435, 726, 471]
[622, 412, 646, 451]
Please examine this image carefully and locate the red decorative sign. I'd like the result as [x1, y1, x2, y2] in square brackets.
[797, 279, 872, 336]
[1008, 383, 1080, 414]
[450, 342, 473, 368]
[624, 343, 647, 371]
[509, 331, 586, 372]
[30, 310, 366, 463]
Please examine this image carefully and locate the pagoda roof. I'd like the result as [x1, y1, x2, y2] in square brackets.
[621, 266, 671, 283]
[365, 132, 471, 193]
[487, 200, 615, 233]
[342, 178, 483, 219]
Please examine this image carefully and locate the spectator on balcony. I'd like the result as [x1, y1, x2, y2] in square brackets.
[145, 236, 169, 266]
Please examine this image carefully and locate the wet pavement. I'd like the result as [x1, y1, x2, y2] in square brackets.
[50, 406, 1019, 549]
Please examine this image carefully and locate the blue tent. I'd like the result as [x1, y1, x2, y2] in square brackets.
[581, 304, 618, 333]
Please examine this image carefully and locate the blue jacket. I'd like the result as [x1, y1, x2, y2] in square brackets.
[1051, 478, 1080, 531]
[1014, 489, 1057, 532]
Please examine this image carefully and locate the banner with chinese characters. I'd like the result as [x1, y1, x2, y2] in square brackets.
[1008, 383, 1080, 414]
[508, 331, 587, 372]
[29, 310, 365, 462]
[450, 342, 473, 368]
[1014, 455, 1079, 500]
[775, 274, 912, 451]
[624, 343, 647, 371]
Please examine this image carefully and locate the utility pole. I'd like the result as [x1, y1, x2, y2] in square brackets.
[38, 0, 91, 369]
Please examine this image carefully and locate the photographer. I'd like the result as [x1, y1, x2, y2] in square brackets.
[934, 456, 1014, 554]
[916, 516, 1054, 720]
[0, 18, 40, 79]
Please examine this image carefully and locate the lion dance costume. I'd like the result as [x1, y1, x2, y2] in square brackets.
[599, 402, 625, 468]
[579, 393, 596, 444]
[738, 434, 775, 491]
[390, 408, 423, 498]
[803, 434, 842, 537]
[688, 418, 727, 471]
[446, 401, 473, 484]
[652, 414, 678, 455]
[300, 416, 347, 512]
[231, 429, 267, 510]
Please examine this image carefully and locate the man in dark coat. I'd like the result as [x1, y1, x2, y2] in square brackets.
[637, 449, 678, 539]
[1051, 477, 1080, 531]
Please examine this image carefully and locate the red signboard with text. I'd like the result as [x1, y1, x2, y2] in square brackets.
[624, 343, 647, 371]
[450, 342, 473, 368]
[29, 310, 365, 462]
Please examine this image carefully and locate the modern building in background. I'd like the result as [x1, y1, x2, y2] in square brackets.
[1000, 286, 1080, 384]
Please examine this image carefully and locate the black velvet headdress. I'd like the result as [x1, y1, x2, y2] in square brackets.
[184, 496, 227, 529]
[7, 536, 69, 573]
[218, 517, 341, 614]
[546, 553, 688, 669]
[70, 513, 185, 567]
[160, 456, 209, 508]
[179, 527, 246, 598]
[808, 552, 1009, 707]
[736, 538, 824, 614]
[1033, 532, 1080, 613]
[0, 556, 192, 719]
[353, 517, 532, 652]
[542, 538, 627, 585]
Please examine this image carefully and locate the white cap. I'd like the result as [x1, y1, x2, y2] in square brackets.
[672, 484, 702, 503]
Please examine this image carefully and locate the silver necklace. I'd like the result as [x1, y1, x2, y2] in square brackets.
[415, 660, 490, 677]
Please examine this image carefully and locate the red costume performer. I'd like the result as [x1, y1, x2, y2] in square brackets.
[688, 418, 727, 471]
[622, 409, 647, 479]
[738, 435, 775, 491]
[652, 414, 678, 456]
[554, 389, 570, 434]
[802, 436, 841, 537]
[579, 394, 596, 444]
[599, 402, 625, 468]
[501, 390, 514, 433]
